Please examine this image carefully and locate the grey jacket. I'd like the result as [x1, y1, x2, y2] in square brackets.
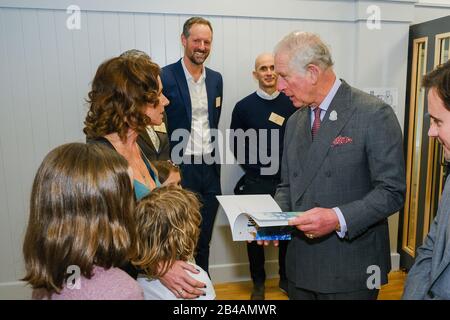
[274, 80, 406, 293]
[403, 178, 450, 300]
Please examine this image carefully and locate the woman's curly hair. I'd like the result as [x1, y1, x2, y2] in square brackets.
[84, 56, 161, 142]
[132, 186, 202, 278]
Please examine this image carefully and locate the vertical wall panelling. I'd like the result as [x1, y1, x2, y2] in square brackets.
[133, 12, 152, 55]
[221, 16, 239, 194]
[0, 8, 17, 283]
[2, 8, 33, 279]
[21, 9, 50, 164]
[103, 12, 121, 58]
[72, 10, 94, 130]
[36, 10, 66, 148]
[118, 12, 136, 53]
[262, 18, 277, 55]
[148, 14, 166, 67]
[235, 18, 253, 102]
[164, 14, 182, 65]
[205, 15, 224, 73]
[86, 11, 106, 78]
[54, 10, 81, 142]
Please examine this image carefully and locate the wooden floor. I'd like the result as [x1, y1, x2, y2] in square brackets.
[214, 270, 407, 300]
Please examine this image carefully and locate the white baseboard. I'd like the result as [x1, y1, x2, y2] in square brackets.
[210, 252, 401, 284]
[210, 259, 280, 284]
[0, 281, 31, 300]
[391, 252, 400, 271]
[0, 253, 400, 297]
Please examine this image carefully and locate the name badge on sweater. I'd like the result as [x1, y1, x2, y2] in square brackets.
[153, 122, 167, 133]
[216, 97, 221, 108]
[268, 112, 285, 126]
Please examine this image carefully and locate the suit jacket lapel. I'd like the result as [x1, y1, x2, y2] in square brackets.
[174, 60, 192, 124]
[295, 108, 312, 173]
[140, 129, 157, 151]
[205, 68, 216, 129]
[295, 81, 356, 202]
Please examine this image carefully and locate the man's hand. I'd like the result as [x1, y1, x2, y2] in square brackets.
[159, 260, 206, 299]
[288, 207, 339, 239]
[248, 240, 279, 246]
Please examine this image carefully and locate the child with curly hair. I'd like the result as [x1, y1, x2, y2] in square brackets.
[133, 186, 215, 300]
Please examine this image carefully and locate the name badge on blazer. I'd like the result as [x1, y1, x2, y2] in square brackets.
[268, 112, 285, 126]
[216, 96, 221, 108]
[153, 122, 167, 133]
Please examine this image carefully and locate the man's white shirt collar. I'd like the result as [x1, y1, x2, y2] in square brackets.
[256, 88, 280, 100]
[181, 58, 206, 83]
[314, 77, 342, 113]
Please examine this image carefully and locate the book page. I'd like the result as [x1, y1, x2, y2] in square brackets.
[216, 194, 283, 240]
[249, 211, 303, 227]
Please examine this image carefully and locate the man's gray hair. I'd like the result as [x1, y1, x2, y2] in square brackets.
[274, 31, 334, 74]
[120, 49, 151, 61]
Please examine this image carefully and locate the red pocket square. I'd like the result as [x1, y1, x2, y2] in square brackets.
[332, 136, 353, 146]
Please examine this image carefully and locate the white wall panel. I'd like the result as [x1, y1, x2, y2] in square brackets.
[21, 9, 50, 163]
[54, 10, 82, 142]
[0, 9, 16, 283]
[164, 15, 183, 66]
[86, 11, 106, 77]
[2, 9, 36, 282]
[103, 12, 121, 57]
[36, 10, 66, 148]
[118, 13, 136, 54]
[148, 14, 166, 67]
[133, 13, 151, 56]
[72, 11, 94, 125]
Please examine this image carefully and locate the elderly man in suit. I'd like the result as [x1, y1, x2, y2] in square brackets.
[273, 31, 406, 300]
[161, 17, 223, 274]
[403, 60, 450, 300]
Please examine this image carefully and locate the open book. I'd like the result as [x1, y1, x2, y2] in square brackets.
[216, 194, 303, 241]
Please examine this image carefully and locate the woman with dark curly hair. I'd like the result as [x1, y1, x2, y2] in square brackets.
[84, 55, 169, 201]
[84, 55, 206, 299]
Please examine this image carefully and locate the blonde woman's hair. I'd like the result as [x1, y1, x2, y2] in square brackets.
[22, 143, 137, 294]
[132, 186, 201, 278]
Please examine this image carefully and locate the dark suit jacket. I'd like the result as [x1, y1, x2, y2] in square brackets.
[274, 80, 406, 293]
[161, 59, 223, 164]
[403, 178, 450, 300]
[137, 113, 170, 161]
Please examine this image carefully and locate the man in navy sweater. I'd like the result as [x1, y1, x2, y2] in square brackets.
[230, 53, 297, 300]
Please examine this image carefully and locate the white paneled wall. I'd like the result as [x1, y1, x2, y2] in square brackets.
[1, 0, 449, 298]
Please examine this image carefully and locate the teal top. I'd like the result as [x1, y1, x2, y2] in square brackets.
[133, 153, 161, 201]
[133, 180, 151, 201]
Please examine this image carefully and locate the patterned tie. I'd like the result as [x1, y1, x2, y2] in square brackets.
[311, 107, 322, 140]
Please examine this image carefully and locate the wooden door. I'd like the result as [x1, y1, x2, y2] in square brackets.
[399, 16, 450, 270]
